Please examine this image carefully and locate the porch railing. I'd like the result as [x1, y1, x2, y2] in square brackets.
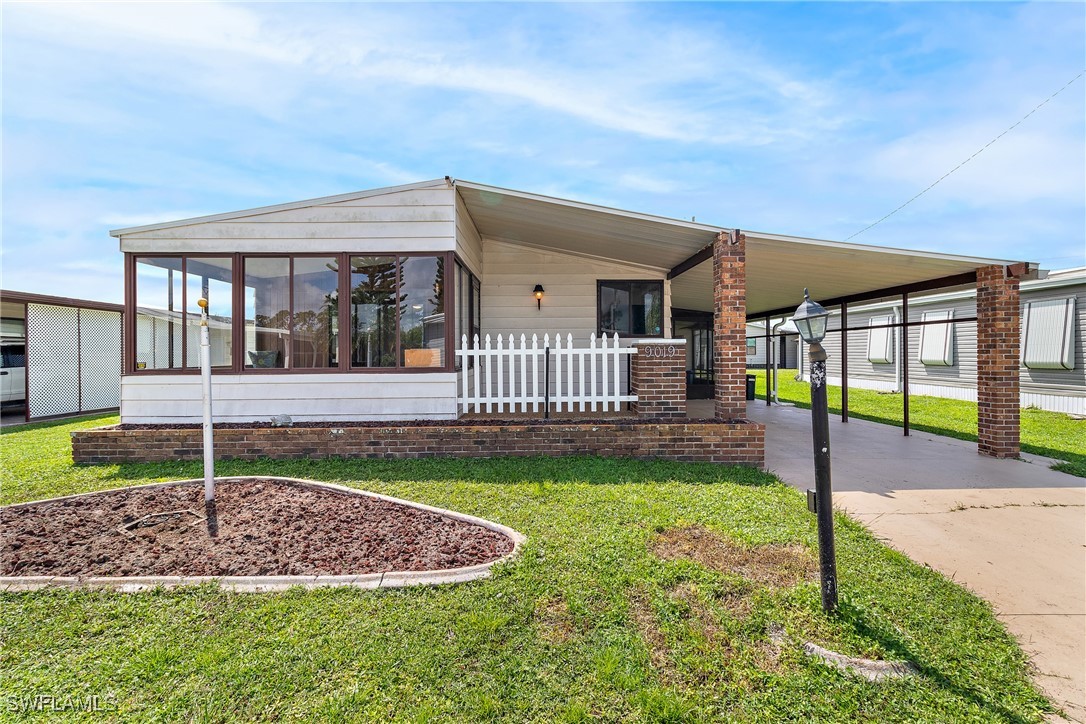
[456, 333, 637, 415]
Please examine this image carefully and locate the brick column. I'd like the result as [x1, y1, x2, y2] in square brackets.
[714, 229, 747, 420]
[976, 264, 1020, 458]
[631, 340, 687, 418]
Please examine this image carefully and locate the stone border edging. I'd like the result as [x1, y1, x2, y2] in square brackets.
[767, 623, 918, 682]
[0, 476, 526, 593]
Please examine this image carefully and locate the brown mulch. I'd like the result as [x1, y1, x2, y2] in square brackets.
[0, 479, 514, 578]
[649, 525, 816, 588]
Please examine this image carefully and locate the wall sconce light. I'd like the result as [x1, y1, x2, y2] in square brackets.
[533, 284, 545, 310]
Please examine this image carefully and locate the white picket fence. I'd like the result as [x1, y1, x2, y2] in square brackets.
[456, 333, 637, 415]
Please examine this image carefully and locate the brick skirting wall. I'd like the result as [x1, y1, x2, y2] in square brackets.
[72, 420, 766, 467]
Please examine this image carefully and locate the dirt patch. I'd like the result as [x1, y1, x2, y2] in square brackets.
[629, 590, 676, 680]
[534, 596, 575, 644]
[650, 525, 815, 588]
[1, 479, 513, 577]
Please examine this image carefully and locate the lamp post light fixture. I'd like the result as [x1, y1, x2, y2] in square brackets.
[792, 288, 837, 614]
[533, 284, 545, 310]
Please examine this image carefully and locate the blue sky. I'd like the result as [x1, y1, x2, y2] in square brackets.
[3, 1, 1084, 304]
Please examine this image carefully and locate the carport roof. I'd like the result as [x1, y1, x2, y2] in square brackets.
[453, 179, 1031, 317]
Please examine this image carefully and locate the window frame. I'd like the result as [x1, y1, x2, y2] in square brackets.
[124, 251, 456, 375]
[596, 279, 665, 339]
[127, 253, 237, 375]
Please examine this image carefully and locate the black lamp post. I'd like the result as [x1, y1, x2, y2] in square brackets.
[792, 288, 837, 614]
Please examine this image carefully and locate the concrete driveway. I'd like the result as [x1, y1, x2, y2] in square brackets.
[738, 402, 1086, 721]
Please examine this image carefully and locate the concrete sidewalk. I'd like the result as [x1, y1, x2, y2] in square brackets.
[738, 402, 1086, 721]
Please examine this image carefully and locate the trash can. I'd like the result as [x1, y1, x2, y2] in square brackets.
[745, 374, 756, 400]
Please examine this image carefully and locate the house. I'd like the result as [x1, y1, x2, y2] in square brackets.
[106, 177, 1038, 461]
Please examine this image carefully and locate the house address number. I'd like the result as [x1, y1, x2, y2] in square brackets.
[643, 345, 677, 358]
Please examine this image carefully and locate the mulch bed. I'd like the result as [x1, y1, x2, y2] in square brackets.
[1, 479, 514, 577]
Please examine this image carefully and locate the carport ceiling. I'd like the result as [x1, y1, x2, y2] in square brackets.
[455, 180, 1023, 318]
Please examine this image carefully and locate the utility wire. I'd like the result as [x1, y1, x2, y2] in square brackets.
[846, 70, 1085, 241]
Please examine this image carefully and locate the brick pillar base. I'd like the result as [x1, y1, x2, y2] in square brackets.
[977, 264, 1020, 458]
[714, 230, 747, 420]
[631, 340, 687, 418]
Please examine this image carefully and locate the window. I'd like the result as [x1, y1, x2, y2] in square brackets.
[350, 256, 397, 368]
[867, 314, 894, 365]
[243, 257, 340, 369]
[1023, 298, 1076, 370]
[453, 260, 481, 365]
[128, 252, 453, 374]
[134, 256, 233, 370]
[918, 310, 955, 366]
[399, 256, 445, 368]
[1, 344, 25, 368]
[348, 255, 446, 369]
[598, 280, 663, 337]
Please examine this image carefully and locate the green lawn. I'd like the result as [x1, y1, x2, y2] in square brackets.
[748, 369, 1086, 478]
[0, 416, 1053, 721]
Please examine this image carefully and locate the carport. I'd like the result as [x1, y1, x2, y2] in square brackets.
[0, 290, 123, 424]
[665, 229, 1036, 458]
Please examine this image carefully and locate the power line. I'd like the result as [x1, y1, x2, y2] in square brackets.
[846, 70, 1085, 242]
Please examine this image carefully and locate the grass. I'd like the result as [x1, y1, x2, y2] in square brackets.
[0, 415, 1054, 721]
[748, 369, 1086, 478]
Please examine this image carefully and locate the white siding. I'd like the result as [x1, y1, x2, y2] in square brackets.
[478, 238, 670, 342]
[120, 373, 458, 423]
[119, 188, 457, 254]
[455, 192, 484, 277]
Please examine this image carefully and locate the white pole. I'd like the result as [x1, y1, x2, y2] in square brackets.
[198, 298, 215, 503]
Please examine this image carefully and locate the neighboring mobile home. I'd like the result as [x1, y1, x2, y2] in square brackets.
[110, 177, 1037, 459]
[744, 268, 1085, 415]
[817, 267, 1085, 414]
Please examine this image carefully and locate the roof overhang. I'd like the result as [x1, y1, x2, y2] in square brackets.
[453, 179, 1029, 318]
[454, 180, 722, 272]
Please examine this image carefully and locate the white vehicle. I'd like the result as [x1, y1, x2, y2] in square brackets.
[1, 337, 26, 406]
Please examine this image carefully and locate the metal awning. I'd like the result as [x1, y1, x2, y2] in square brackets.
[454, 179, 1030, 317]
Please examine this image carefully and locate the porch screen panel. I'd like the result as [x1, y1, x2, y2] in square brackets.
[26, 303, 79, 418]
[78, 308, 122, 410]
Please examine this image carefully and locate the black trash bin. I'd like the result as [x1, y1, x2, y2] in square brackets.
[745, 374, 756, 400]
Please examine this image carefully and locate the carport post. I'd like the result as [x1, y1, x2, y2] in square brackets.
[840, 303, 849, 422]
[765, 315, 772, 406]
[902, 293, 910, 436]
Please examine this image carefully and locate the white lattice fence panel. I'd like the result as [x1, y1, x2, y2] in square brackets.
[26, 304, 80, 418]
[78, 309, 122, 411]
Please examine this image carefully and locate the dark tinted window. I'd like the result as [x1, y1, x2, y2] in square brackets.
[2, 344, 25, 368]
[598, 281, 663, 336]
